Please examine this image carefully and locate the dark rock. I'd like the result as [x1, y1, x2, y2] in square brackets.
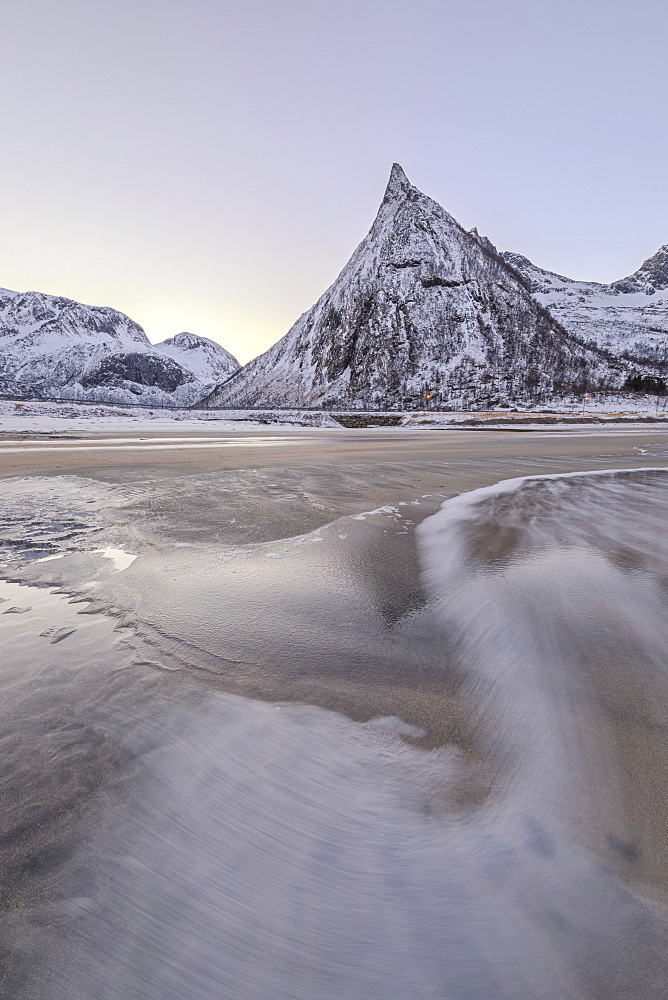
[80, 352, 193, 392]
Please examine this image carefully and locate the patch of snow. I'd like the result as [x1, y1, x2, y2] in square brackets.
[92, 547, 137, 571]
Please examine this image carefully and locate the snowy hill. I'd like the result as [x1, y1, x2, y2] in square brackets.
[155, 331, 239, 384]
[0, 289, 239, 406]
[199, 165, 633, 410]
[498, 247, 668, 365]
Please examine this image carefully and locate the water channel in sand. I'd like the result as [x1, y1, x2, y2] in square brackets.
[1, 434, 668, 998]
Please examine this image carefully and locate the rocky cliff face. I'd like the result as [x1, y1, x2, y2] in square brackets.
[0, 290, 239, 406]
[499, 247, 668, 365]
[200, 165, 630, 410]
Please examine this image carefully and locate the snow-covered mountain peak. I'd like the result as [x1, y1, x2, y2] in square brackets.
[377, 164, 458, 228]
[160, 331, 209, 350]
[0, 287, 239, 405]
[366, 164, 502, 291]
[199, 166, 627, 410]
[375, 165, 468, 248]
[0, 288, 150, 351]
[155, 332, 239, 381]
[498, 245, 668, 362]
[383, 163, 413, 201]
[612, 245, 668, 294]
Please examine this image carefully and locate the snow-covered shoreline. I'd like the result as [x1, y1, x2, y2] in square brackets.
[0, 396, 666, 436]
[0, 399, 342, 434]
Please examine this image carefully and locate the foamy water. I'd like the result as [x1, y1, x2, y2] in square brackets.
[419, 468, 668, 886]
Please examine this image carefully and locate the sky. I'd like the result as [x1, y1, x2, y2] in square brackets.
[1, 0, 667, 364]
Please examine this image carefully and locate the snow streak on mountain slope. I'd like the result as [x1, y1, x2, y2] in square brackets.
[0, 289, 239, 405]
[200, 166, 628, 410]
[500, 247, 668, 364]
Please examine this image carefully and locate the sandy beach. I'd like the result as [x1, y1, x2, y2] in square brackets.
[2, 425, 668, 998]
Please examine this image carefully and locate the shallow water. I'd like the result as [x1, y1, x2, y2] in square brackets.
[1, 467, 668, 998]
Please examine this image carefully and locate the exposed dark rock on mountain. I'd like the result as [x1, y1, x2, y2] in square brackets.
[199, 165, 631, 410]
[79, 352, 191, 393]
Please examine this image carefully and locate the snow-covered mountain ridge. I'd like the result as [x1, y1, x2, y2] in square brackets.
[0, 288, 239, 405]
[199, 165, 639, 411]
[4, 166, 665, 412]
[496, 246, 668, 364]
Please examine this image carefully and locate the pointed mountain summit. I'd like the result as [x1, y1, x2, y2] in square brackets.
[201, 166, 629, 409]
[384, 162, 412, 198]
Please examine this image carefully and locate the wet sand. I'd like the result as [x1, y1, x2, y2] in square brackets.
[2, 426, 667, 733]
[1, 424, 667, 533]
[1, 427, 668, 998]
[0, 425, 666, 479]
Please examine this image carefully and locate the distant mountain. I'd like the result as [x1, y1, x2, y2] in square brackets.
[154, 331, 239, 384]
[0, 289, 239, 405]
[497, 247, 668, 365]
[199, 165, 633, 411]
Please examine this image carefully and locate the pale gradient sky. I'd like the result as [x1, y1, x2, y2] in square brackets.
[1, 0, 666, 363]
